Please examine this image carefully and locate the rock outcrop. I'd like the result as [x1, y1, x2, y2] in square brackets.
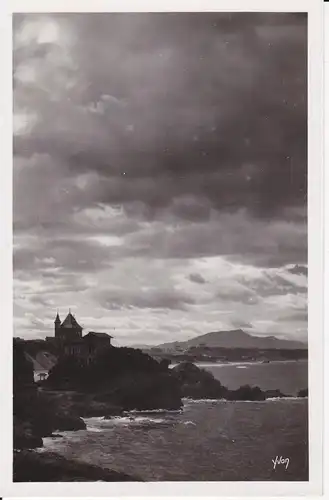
[264, 389, 289, 398]
[225, 385, 266, 401]
[40, 390, 124, 419]
[172, 362, 293, 401]
[13, 340, 86, 450]
[14, 450, 141, 482]
[107, 372, 182, 411]
[172, 361, 227, 399]
[45, 347, 183, 411]
[297, 388, 308, 398]
[13, 418, 43, 450]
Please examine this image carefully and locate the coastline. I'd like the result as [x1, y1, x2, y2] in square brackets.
[170, 359, 308, 368]
[14, 450, 142, 482]
[13, 353, 308, 482]
[33, 395, 308, 482]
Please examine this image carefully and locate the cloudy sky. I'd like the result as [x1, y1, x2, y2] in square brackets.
[13, 13, 308, 345]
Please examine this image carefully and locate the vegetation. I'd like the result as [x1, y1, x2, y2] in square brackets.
[13, 340, 86, 451]
[172, 361, 228, 399]
[226, 385, 266, 401]
[45, 347, 182, 411]
[13, 339, 307, 455]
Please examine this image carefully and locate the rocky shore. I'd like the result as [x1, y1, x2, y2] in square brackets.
[14, 450, 141, 482]
[13, 342, 89, 450]
[13, 340, 307, 482]
[172, 362, 297, 400]
[13, 341, 183, 454]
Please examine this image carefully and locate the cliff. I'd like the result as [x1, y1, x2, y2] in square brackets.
[44, 347, 183, 411]
[13, 340, 86, 451]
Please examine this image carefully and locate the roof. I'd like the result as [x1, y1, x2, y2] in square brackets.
[24, 351, 57, 371]
[61, 312, 82, 330]
[84, 331, 113, 339]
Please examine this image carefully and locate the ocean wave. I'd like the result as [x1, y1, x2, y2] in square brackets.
[183, 396, 306, 404]
[86, 426, 103, 432]
[93, 415, 174, 427]
[183, 398, 220, 404]
[114, 416, 167, 424]
[82, 416, 106, 422]
[266, 396, 307, 401]
[225, 397, 306, 403]
[135, 416, 167, 424]
[182, 420, 196, 426]
[125, 408, 182, 415]
[40, 436, 65, 449]
[83, 414, 179, 430]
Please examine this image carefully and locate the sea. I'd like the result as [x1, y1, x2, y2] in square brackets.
[39, 360, 308, 481]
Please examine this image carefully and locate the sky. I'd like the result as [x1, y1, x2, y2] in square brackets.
[13, 13, 308, 345]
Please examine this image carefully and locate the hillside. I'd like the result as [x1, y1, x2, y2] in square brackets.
[157, 329, 307, 350]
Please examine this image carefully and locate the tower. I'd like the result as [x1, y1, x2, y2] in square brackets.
[54, 311, 61, 338]
[60, 310, 83, 340]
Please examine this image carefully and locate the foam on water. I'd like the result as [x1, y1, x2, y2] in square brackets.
[126, 408, 182, 415]
[183, 397, 306, 405]
[86, 426, 103, 432]
[89, 415, 174, 427]
[34, 361, 308, 481]
[266, 396, 306, 401]
[82, 416, 106, 424]
[183, 398, 220, 404]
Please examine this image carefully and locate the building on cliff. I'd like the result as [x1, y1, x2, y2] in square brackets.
[46, 311, 113, 363]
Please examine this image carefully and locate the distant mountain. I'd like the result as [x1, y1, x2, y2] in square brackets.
[129, 344, 154, 350]
[156, 330, 307, 351]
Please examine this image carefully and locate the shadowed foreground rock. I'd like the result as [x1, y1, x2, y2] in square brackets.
[45, 348, 183, 411]
[172, 362, 228, 399]
[14, 418, 43, 450]
[264, 389, 288, 398]
[40, 390, 124, 418]
[13, 340, 87, 449]
[14, 450, 141, 482]
[225, 385, 266, 401]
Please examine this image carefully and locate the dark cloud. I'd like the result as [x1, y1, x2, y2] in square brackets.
[280, 310, 308, 323]
[216, 288, 259, 306]
[14, 237, 115, 273]
[288, 264, 308, 276]
[13, 13, 308, 342]
[14, 12, 307, 222]
[238, 274, 307, 298]
[98, 287, 195, 311]
[123, 211, 307, 267]
[189, 273, 207, 284]
[231, 320, 253, 329]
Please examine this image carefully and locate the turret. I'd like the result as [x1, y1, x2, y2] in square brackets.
[54, 311, 61, 337]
